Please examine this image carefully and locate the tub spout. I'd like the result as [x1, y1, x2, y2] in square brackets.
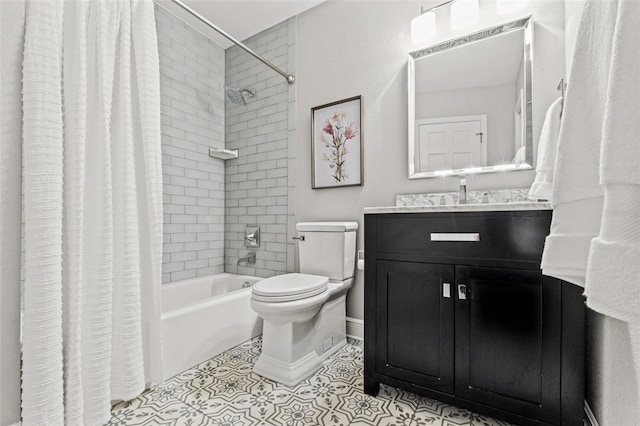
[237, 252, 256, 265]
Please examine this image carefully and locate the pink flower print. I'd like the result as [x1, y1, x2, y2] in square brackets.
[319, 110, 357, 182]
[344, 123, 359, 140]
[322, 120, 334, 136]
[331, 111, 347, 122]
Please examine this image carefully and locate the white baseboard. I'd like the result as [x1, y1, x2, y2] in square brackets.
[346, 317, 364, 341]
[584, 400, 599, 426]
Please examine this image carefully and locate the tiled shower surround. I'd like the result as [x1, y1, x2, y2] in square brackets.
[224, 19, 297, 277]
[156, 7, 227, 283]
[157, 8, 296, 283]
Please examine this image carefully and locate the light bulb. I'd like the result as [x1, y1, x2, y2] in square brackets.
[450, 0, 479, 30]
[496, 0, 529, 15]
[411, 11, 436, 43]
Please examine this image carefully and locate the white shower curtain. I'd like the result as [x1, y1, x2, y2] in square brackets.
[21, 0, 163, 425]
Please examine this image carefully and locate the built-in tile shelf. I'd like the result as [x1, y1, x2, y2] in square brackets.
[208, 148, 238, 160]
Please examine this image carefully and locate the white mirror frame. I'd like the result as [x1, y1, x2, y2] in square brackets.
[408, 16, 534, 179]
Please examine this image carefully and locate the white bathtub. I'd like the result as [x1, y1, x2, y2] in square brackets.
[162, 273, 263, 379]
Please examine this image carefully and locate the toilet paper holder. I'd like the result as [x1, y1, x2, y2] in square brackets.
[357, 250, 364, 270]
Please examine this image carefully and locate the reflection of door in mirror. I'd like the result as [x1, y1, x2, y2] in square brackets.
[416, 115, 487, 173]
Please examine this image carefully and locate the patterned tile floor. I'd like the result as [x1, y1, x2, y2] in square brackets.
[106, 336, 512, 425]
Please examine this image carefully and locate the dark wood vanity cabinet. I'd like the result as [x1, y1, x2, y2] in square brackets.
[375, 261, 455, 394]
[364, 210, 585, 426]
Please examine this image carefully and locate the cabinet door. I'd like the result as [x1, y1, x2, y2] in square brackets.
[376, 260, 455, 394]
[455, 266, 561, 424]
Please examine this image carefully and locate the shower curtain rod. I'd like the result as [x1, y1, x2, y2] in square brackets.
[158, 0, 295, 85]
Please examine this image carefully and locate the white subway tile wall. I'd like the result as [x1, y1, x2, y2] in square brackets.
[225, 19, 297, 277]
[156, 7, 226, 283]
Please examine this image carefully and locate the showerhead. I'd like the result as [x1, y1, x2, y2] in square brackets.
[224, 86, 256, 106]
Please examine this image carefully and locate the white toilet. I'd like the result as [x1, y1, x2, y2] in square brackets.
[250, 221, 358, 386]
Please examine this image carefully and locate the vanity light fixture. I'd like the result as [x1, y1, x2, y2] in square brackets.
[411, 0, 528, 43]
[411, 0, 479, 44]
[496, 0, 529, 15]
[411, 0, 453, 43]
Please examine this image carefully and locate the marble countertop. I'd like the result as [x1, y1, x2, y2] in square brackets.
[363, 201, 551, 214]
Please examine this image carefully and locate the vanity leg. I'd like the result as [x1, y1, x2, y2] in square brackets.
[364, 377, 380, 396]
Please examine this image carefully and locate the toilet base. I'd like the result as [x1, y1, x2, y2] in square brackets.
[253, 338, 346, 386]
[253, 294, 348, 386]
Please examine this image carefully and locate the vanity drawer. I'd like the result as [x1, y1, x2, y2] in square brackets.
[374, 211, 551, 263]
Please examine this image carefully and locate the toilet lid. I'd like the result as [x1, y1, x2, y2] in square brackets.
[252, 273, 329, 300]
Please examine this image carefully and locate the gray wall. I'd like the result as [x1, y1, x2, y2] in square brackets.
[585, 311, 639, 424]
[156, 7, 227, 283]
[295, 1, 565, 320]
[0, 0, 24, 423]
[224, 19, 297, 277]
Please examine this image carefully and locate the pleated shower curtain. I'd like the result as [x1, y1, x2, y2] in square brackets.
[21, 0, 163, 424]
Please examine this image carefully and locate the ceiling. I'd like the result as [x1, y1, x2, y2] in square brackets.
[155, 0, 326, 49]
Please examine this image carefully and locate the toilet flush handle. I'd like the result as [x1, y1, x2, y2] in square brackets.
[292, 235, 305, 242]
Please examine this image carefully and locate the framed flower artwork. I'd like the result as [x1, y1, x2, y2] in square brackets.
[311, 96, 363, 189]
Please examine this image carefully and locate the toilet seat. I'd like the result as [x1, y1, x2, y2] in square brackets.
[252, 273, 328, 302]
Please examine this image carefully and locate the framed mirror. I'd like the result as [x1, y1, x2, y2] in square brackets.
[408, 17, 533, 179]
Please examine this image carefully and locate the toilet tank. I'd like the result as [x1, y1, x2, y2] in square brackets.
[296, 222, 358, 281]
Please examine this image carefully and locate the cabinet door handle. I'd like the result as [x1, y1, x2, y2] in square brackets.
[430, 233, 480, 242]
[443, 283, 451, 298]
[458, 284, 467, 300]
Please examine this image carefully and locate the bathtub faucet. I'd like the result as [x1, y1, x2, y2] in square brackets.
[236, 252, 256, 266]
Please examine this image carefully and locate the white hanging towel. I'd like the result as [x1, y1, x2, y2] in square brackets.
[540, 0, 617, 286]
[584, 0, 640, 396]
[528, 97, 562, 202]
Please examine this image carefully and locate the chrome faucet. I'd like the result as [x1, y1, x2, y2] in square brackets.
[458, 176, 467, 204]
[236, 252, 256, 265]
